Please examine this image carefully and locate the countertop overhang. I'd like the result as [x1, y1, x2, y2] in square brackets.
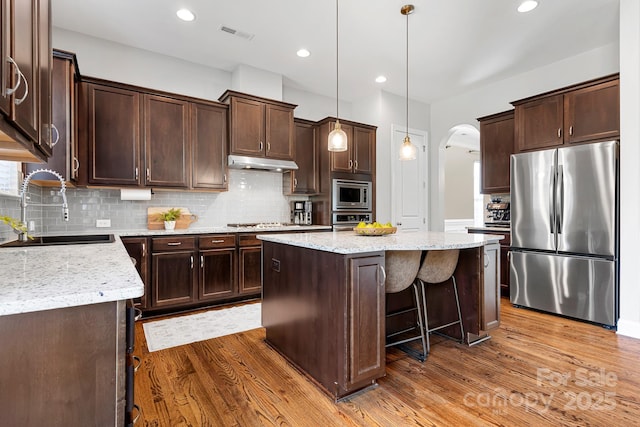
[258, 230, 503, 254]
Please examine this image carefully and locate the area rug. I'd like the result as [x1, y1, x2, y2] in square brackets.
[143, 302, 262, 352]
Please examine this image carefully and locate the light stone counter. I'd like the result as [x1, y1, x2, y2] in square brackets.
[0, 235, 144, 316]
[258, 229, 503, 254]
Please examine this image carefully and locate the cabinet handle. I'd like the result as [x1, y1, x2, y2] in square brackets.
[166, 242, 182, 246]
[569, 125, 573, 136]
[142, 242, 146, 256]
[132, 355, 141, 372]
[348, 159, 353, 168]
[267, 142, 271, 152]
[293, 178, 298, 188]
[134, 308, 142, 321]
[73, 157, 80, 177]
[210, 239, 225, 243]
[354, 160, 358, 170]
[557, 128, 562, 138]
[6, 57, 29, 105]
[378, 265, 386, 287]
[135, 167, 139, 180]
[223, 174, 227, 183]
[484, 252, 490, 268]
[200, 255, 204, 268]
[146, 168, 150, 181]
[190, 255, 194, 269]
[51, 124, 60, 146]
[259, 141, 263, 151]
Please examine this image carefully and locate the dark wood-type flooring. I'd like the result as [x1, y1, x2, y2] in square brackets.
[134, 299, 640, 426]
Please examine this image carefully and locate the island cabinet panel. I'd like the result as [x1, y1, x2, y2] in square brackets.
[262, 241, 385, 400]
[122, 236, 150, 310]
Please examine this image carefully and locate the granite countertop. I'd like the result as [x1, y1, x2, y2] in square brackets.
[258, 230, 503, 254]
[466, 225, 511, 233]
[0, 235, 144, 317]
[117, 224, 332, 236]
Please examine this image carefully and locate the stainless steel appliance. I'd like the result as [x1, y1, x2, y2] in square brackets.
[291, 201, 312, 225]
[485, 198, 510, 227]
[332, 212, 372, 231]
[510, 140, 618, 327]
[332, 179, 372, 211]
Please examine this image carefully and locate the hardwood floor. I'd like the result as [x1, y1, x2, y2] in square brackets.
[134, 298, 640, 426]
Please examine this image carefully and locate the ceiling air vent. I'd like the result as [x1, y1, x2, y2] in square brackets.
[219, 26, 254, 41]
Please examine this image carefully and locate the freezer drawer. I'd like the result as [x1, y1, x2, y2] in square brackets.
[510, 251, 616, 326]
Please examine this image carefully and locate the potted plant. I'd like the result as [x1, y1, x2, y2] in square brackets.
[158, 208, 182, 231]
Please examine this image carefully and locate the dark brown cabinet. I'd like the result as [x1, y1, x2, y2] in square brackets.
[220, 90, 296, 161]
[285, 118, 318, 194]
[121, 236, 149, 310]
[82, 82, 141, 186]
[151, 236, 197, 308]
[24, 51, 79, 184]
[238, 233, 262, 296]
[191, 102, 228, 190]
[328, 121, 376, 174]
[0, 0, 52, 162]
[513, 75, 619, 152]
[477, 110, 514, 194]
[468, 228, 510, 297]
[198, 234, 236, 302]
[143, 94, 189, 188]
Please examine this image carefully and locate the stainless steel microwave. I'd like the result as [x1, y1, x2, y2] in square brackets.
[332, 179, 372, 211]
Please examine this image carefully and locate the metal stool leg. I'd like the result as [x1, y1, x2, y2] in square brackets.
[412, 281, 428, 360]
[452, 276, 465, 343]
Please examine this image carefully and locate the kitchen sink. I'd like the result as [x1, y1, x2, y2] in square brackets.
[1, 234, 115, 247]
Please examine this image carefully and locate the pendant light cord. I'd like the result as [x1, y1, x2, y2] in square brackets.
[336, 0, 339, 120]
[405, 10, 409, 138]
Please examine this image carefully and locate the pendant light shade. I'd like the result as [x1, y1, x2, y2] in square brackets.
[328, 0, 348, 152]
[399, 4, 417, 161]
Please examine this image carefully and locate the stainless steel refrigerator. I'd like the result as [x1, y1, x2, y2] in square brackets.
[510, 140, 619, 327]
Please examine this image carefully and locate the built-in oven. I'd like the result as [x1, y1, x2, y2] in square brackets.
[332, 212, 373, 230]
[332, 179, 372, 211]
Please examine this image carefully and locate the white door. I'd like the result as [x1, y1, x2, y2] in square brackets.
[391, 126, 428, 232]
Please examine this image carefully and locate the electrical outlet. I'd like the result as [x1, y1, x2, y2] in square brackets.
[96, 219, 111, 228]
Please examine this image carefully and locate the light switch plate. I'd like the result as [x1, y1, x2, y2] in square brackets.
[96, 219, 111, 228]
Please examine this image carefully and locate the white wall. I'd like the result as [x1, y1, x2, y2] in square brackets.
[232, 64, 283, 101]
[618, 0, 640, 339]
[444, 146, 477, 219]
[430, 42, 620, 231]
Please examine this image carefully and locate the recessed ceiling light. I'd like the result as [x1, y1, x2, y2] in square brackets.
[297, 49, 310, 58]
[176, 8, 195, 22]
[517, 0, 538, 13]
[375, 75, 387, 83]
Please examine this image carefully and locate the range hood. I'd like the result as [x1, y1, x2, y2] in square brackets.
[228, 155, 298, 172]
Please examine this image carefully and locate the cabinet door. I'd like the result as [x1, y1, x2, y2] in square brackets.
[199, 248, 236, 301]
[238, 246, 262, 295]
[191, 102, 228, 190]
[348, 255, 385, 386]
[353, 126, 374, 174]
[24, 55, 73, 181]
[230, 97, 264, 156]
[265, 103, 294, 160]
[479, 111, 514, 194]
[481, 242, 500, 331]
[143, 94, 189, 188]
[86, 83, 141, 185]
[291, 119, 317, 194]
[37, 0, 51, 156]
[330, 122, 354, 172]
[515, 95, 563, 152]
[11, 0, 38, 143]
[121, 237, 149, 310]
[151, 251, 196, 308]
[564, 79, 619, 144]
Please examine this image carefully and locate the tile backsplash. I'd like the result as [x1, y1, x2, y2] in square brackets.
[1, 169, 305, 241]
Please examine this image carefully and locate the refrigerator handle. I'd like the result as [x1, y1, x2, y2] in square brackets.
[549, 165, 555, 234]
[557, 165, 564, 234]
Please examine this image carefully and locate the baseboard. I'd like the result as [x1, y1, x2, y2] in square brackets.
[616, 318, 640, 339]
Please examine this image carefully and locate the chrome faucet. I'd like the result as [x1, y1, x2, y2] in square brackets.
[19, 169, 69, 241]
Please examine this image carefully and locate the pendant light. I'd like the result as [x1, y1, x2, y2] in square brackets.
[328, 0, 348, 152]
[399, 4, 417, 161]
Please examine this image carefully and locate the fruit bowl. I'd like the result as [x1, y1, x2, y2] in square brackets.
[353, 226, 397, 236]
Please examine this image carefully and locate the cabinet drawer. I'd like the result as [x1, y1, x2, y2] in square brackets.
[152, 236, 196, 251]
[199, 234, 236, 249]
[238, 233, 261, 247]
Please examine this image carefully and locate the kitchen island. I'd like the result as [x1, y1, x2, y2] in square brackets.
[258, 230, 502, 400]
[0, 235, 144, 426]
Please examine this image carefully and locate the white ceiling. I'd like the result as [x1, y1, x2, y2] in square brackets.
[51, 0, 620, 104]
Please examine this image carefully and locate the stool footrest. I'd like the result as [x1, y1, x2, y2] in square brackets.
[427, 320, 463, 334]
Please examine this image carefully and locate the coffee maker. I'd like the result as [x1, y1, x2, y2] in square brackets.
[291, 201, 312, 225]
[486, 197, 510, 226]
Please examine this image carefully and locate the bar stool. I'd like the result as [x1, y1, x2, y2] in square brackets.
[384, 250, 428, 362]
[416, 249, 464, 355]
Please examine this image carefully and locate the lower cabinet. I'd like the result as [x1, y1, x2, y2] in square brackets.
[238, 233, 262, 296]
[151, 236, 198, 308]
[467, 228, 510, 297]
[481, 242, 501, 331]
[121, 236, 149, 310]
[0, 300, 130, 426]
[198, 234, 237, 302]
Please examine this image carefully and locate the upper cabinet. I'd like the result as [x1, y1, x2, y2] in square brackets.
[513, 74, 619, 152]
[318, 119, 376, 175]
[0, 0, 52, 162]
[219, 90, 296, 161]
[24, 50, 80, 185]
[477, 110, 514, 194]
[284, 118, 318, 195]
[78, 78, 229, 191]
